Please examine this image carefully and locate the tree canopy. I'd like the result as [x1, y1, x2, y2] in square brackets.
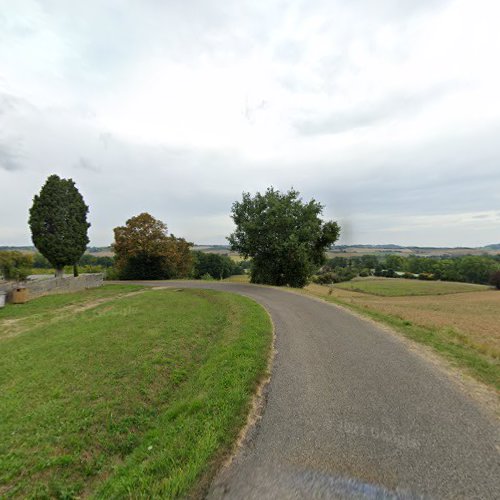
[29, 175, 90, 277]
[228, 187, 340, 287]
[191, 251, 242, 280]
[112, 213, 193, 280]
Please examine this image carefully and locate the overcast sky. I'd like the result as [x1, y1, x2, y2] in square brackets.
[1, 0, 499, 247]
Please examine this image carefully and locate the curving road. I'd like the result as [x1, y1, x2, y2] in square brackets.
[135, 281, 499, 499]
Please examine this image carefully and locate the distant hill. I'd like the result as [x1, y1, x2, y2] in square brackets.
[329, 243, 500, 257]
[2, 243, 499, 257]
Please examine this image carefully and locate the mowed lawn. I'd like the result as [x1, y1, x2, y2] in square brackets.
[304, 278, 500, 390]
[0, 285, 272, 498]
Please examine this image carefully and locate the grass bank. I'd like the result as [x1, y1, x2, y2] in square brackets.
[0, 285, 272, 498]
[300, 281, 499, 391]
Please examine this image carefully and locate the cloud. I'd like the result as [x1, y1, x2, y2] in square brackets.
[75, 157, 100, 173]
[0, 0, 499, 247]
[0, 142, 23, 171]
[294, 86, 455, 135]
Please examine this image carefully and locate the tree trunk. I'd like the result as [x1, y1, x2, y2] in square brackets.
[55, 268, 64, 278]
[73, 264, 79, 277]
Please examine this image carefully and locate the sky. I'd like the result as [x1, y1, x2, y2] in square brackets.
[1, 0, 499, 247]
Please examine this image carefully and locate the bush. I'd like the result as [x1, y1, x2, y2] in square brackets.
[313, 267, 356, 284]
[401, 272, 417, 279]
[104, 266, 120, 280]
[0, 251, 33, 281]
[192, 252, 240, 280]
[489, 270, 500, 290]
[359, 268, 371, 277]
[418, 272, 436, 281]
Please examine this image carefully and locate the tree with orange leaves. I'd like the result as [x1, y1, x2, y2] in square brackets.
[112, 213, 193, 280]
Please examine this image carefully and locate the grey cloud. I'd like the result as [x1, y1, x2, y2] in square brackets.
[295, 86, 455, 136]
[75, 157, 100, 172]
[0, 142, 23, 171]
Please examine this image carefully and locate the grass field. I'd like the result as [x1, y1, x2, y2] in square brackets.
[334, 277, 488, 296]
[302, 278, 500, 390]
[0, 285, 272, 498]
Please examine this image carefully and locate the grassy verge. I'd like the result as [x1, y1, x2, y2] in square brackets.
[299, 286, 499, 391]
[0, 285, 272, 498]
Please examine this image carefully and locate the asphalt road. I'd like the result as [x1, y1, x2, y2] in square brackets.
[137, 281, 499, 499]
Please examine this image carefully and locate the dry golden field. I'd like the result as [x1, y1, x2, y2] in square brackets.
[305, 280, 500, 360]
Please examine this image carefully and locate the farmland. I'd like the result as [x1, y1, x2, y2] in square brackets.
[302, 278, 500, 389]
[334, 277, 488, 296]
[0, 285, 272, 498]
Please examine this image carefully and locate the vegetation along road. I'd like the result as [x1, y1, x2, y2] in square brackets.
[134, 281, 499, 499]
[0, 285, 272, 498]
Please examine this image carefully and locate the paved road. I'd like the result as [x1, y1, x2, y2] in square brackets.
[139, 281, 499, 499]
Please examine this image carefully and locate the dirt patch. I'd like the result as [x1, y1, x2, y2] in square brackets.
[0, 290, 146, 341]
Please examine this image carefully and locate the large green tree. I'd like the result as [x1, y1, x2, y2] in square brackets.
[29, 175, 90, 277]
[228, 187, 340, 287]
[112, 213, 193, 280]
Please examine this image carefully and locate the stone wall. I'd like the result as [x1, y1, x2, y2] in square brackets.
[0, 274, 104, 303]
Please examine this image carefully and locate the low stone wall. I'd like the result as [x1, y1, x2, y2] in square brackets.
[0, 274, 104, 303]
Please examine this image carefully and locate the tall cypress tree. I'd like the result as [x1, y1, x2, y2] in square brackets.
[29, 175, 90, 277]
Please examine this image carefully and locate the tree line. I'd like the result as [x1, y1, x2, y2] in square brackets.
[315, 254, 500, 287]
[5, 176, 338, 288]
[4, 174, 498, 289]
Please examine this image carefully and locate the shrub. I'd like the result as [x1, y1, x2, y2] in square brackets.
[418, 272, 436, 281]
[0, 251, 33, 281]
[192, 251, 236, 280]
[358, 268, 371, 277]
[489, 270, 500, 289]
[313, 267, 356, 284]
[402, 272, 417, 279]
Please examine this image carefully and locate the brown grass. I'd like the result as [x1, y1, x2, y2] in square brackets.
[305, 284, 500, 358]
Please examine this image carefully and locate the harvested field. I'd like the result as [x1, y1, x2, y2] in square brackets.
[303, 280, 500, 388]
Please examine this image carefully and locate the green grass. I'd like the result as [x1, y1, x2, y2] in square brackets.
[0, 285, 272, 498]
[334, 278, 488, 296]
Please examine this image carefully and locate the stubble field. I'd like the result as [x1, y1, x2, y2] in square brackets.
[303, 278, 500, 389]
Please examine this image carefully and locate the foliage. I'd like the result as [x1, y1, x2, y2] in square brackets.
[29, 175, 90, 274]
[112, 213, 193, 280]
[192, 251, 242, 280]
[228, 187, 340, 287]
[0, 286, 272, 497]
[0, 251, 33, 281]
[341, 253, 500, 285]
[490, 270, 500, 289]
[418, 272, 436, 281]
[313, 267, 357, 284]
[79, 253, 114, 268]
[32, 252, 114, 271]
